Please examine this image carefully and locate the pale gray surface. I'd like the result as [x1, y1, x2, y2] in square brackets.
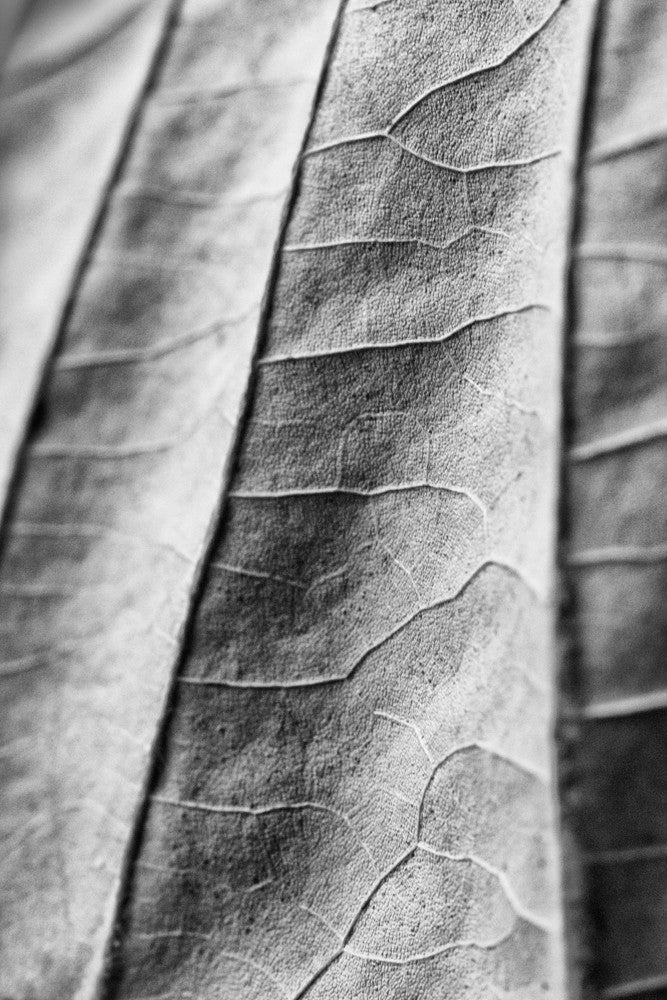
[0, 1, 340, 995]
[109, 1, 594, 997]
[2, 0, 664, 997]
[0, 0, 172, 513]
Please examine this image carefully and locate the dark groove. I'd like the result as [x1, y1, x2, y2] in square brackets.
[0, 0, 181, 562]
[96, 3, 349, 996]
[555, 2, 609, 999]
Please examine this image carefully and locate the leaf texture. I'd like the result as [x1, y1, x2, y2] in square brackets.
[0, 1, 340, 996]
[100, 2, 598, 998]
[561, 0, 667, 995]
[0, 0, 174, 511]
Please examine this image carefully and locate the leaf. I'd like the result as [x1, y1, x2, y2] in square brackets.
[561, 0, 667, 996]
[0, 0, 664, 998]
[0, 0, 176, 510]
[99, 1, 596, 997]
[0, 1, 341, 996]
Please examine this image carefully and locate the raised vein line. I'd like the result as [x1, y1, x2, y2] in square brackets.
[229, 480, 486, 519]
[11, 520, 193, 562]
[305, 128, 562, 173]
[153, 796, 378, 877]
[587, 125, 667, 163]
[209, 560, 307, 590]
[292, 845, 416, 998]
[575, 242, 667, 265]
[258, 303, 550, 364]
[569, 419, 667, 461]
[31, 393, 233, 460]
[566, 543, 667, 566]
[426, 740, 548, 785]
[305, 130, 384, 155]
[416, 842, 552, 932]
[178, 558, 541, 690]
[153, 795, 339, 817]
[282, 224, 540, 257]
[343, 929, 514, 965]
[602, 973, 667, 999]
[387, 2, 562, 129]
[284, 232, 470, 254]
[56, 306, 258, 369]
[374, 709, 434, 763]
[581, 689, 667, 719]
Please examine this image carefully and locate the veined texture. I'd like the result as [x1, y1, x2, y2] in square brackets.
[0, 1, 340, 996]
[0, 0, 173, 510]
[562, 0, 667, 996]
[106, 2, 596, 998]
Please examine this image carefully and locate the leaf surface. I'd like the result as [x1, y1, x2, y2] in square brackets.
[102, 2, 597, 998]
[0, 0, 174, 509]
[0, 1, 340, 996]
[561, 0, 667, 995]
[5, 0, 662, 997]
